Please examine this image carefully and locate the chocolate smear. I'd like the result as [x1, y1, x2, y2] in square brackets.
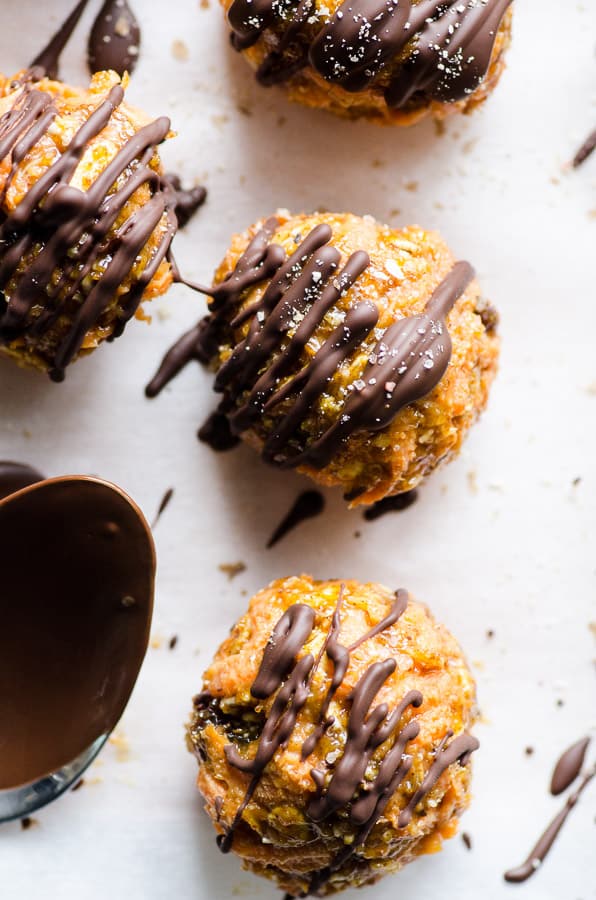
[0, 461, 44, 501]
[267, 490, 325, 548]
[0, 476, 154, 790]
[572, 128, 596, 169]
[30, 0, 92, 79]
[152, 486, 174, 528]
[550, 736, 591, 796]
[363, 489, 419, 521]
[198, 412, 240, 451]
[504, 738, 595, 884]
[88, 0, 141, 77]
[163, 174, 207, 229]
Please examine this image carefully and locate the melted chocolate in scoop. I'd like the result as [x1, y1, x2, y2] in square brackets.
[0, 476, 154, 790]
[0, 461, 44, 500]
[88, 0, 141, 77]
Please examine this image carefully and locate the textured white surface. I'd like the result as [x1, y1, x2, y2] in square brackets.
[0, 1, 595, 898]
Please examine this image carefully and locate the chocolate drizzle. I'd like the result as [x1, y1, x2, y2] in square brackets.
[209, 587, 478, 893]
[147, 219, 474, 470]
[162, 174, 207, 229]
[572, 127, 596, 169]
[30, 0, 92, 80]
[504, 736, 595, 884]
[0, 81, 177, 381]
[267, 490, 325, 547]
[88, 1, 141, 77]
[227, 0, 512, 109]
[363, 488, 419, 521]
[0, 476, 154, 790]
[0, 461, 44, 500]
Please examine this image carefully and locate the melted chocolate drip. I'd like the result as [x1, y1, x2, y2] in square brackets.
[0, 476, 154, 789]
[212, 586, 478, 893]
[162, 174, 207, 229]
[504, 735, 595, 884]
[152, 486, 174, 528]
[198, 411, 241, 451]
[0, 81, 177, 381]
[267, 490, 325, 548]
[572, 127, 596, 169]
[147, 220, 474, 470]
[363, 489, 419, 521]
[88, 0, 141, 77]
[30, 0, 92, 79]
[227, 0, 512, 109]
[0, 461, 44, 500]
[550, 736, 591, 796]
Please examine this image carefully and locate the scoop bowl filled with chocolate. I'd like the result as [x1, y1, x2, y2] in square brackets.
[0, 471, 155, 822]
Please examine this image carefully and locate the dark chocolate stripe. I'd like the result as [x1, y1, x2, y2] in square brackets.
[212, 587, 478, 894]
[227, 0, 512, 109]
[147, 221, 474, 470]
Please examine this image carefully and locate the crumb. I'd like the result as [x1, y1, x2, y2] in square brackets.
[277, 115, 287, 127]
[461, 832, 472, 850]
[434, 119, 446, 137]
[354, 531, 361, 539]
[108, 731, 131, 762]
[588, 209, 596, 220]
[586, 382, 596, 396]
[71, 778, 85, 792]
[472, 659, 485, 671]
[171, 39, 189, 62]
[486, 629, 495, 639]
[525, 746, 534, 756]
[200, 0, 210, 7]
[467, 470, 478, 494]
[462, 139, 477, 155]
[403, 180, 418, 192]
[589, 622, 596, 640]
[389, 208, 401, 217]
[556, 699, 565, 708]
[121, 595, 136, 608]
[218, 561, 246, 580]
[572, 477, 582, 486]
[150, 635, 162, 649]
[236, 103, 252, 117]
[371, 159, 384, 169]
[21, 817, 38, 830]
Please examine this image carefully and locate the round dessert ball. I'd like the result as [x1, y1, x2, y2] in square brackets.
[188, 576, 479, 896]
[150, 211, 499, 505]
[221, 0, 513, 124]
[0, 70, 178, 381]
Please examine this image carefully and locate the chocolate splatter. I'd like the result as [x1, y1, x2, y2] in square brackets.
[0, 476, 154, 790]
[88, 0, 141, 77]
[30, 0, 92, 80]
[199, 587, 478, 893]
[267, 490, 325, 548]
[0, 80, 177, 381]
[162, 174, 207, 229]
[504, 736, 595, 884]
[227, 0, 512, 110]
[550, 736, 591, 796]
[572, 128, 596, 169]
[152, 487, 174, 528]
[169, 635, 179, 650]
[147, 218, 474, 471]
[0, 461, 44, 501]
[363, 489, 419, 521]
[462, 832, 472, 850]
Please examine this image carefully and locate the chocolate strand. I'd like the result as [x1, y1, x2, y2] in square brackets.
[504, 763, 596, 884]
[147, 220, 474, 470]
[266, 490, 325, 548]
[88, 0, 141, 77]
[216, 586, 478, 893]
[0, 82, 177, 381]
[227, 0, 512, 109]
[550, 736, 591, 796]
[30, 0, 92, 79]
[572, 128, 596, 169]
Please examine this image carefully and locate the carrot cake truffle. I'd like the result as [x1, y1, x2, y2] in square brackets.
[147, 211, 499, 506]
[188, 576, 479, 896]
[221, 0, 513, 124]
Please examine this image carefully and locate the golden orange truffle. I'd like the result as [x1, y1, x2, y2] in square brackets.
[221, 0, 513, 125]
[188, 576, 479, 896]
[0, 70, 177, 380]
[148, 211, 499, 505]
